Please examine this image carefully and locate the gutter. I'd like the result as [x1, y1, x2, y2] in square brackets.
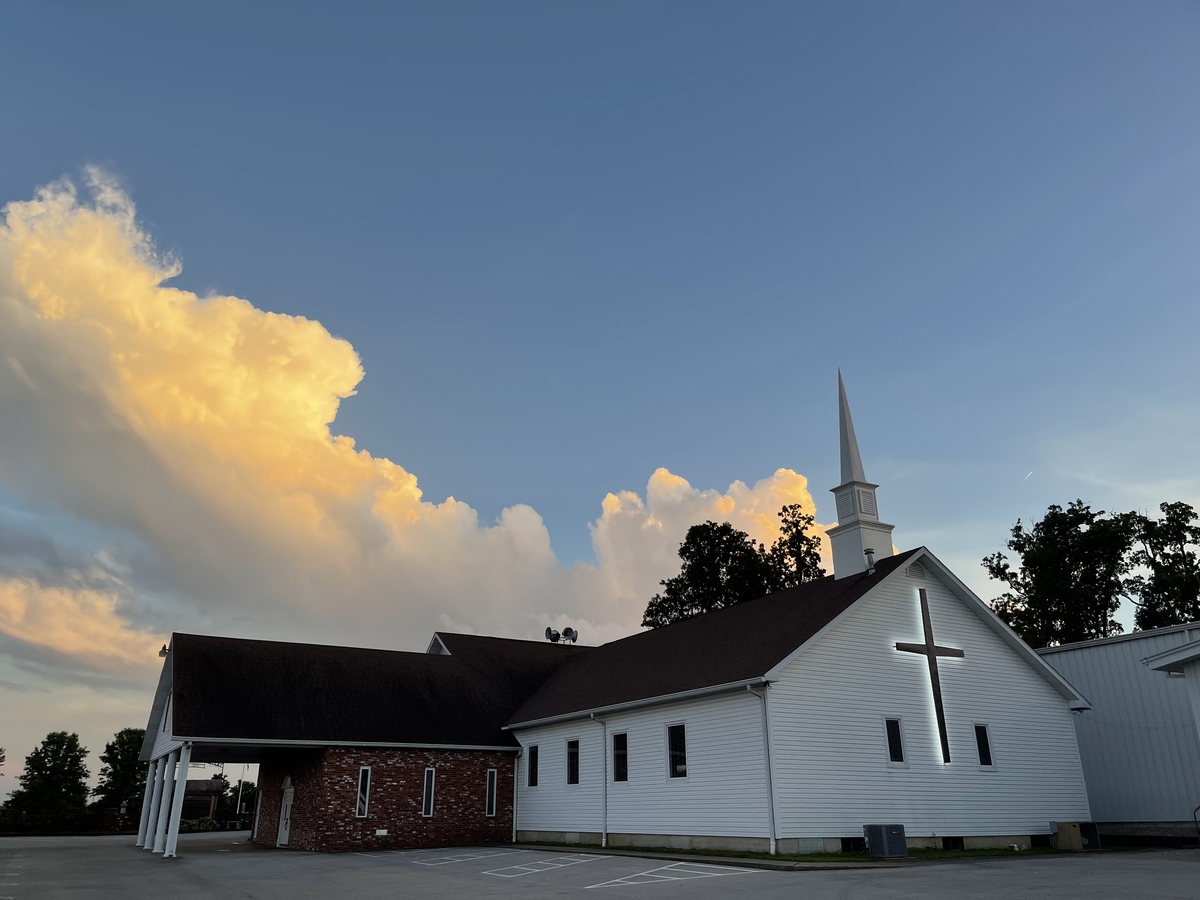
[504, 677, 769, 731]
[590, 713, 608, 848]
[171, 736, 519, 752]
[747, 683, 778, 855]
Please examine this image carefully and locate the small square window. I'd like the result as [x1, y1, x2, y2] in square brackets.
[612, 733, 628, 783]
[667, 724, 687, 778]
[884, 718, 905, 764]
[974, 724, 994, 767]
[527, 745, 539, 787]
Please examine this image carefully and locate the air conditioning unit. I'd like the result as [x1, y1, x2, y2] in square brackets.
[863, 823, 907, 858]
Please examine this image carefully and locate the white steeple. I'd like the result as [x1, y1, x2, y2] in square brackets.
[827, 371, 894, 579]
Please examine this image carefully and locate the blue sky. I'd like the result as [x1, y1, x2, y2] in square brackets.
[1, 1, 1198, 780]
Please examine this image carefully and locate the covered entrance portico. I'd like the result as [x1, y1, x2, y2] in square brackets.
[135, 734, 268, 858]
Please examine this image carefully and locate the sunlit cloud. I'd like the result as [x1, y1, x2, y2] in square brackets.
[0, 171, 828, 775]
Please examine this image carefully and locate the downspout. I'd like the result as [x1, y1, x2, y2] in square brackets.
[590, 713, 608, 848]
[512, 748, 522, 844]
[748, 683, 778, 855]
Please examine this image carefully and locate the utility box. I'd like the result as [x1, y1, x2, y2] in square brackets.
[1051, 821, 1083, 851]
[863, 823, 907, 858]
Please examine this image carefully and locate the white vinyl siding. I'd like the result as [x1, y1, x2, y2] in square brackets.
[515, 690, 769, 839]
[150, 694, 182, 760]
[769, 572, 1091, 838]
[1040, 625, 1200, 824]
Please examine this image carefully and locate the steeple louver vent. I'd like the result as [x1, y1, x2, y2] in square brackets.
[837, 492, 854, 519]
[906, 562, 927, 579]
[858, 490, 877, 517]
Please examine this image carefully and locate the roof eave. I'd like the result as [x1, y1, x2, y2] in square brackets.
[504, 676, 770, 730]
[1142, 638, 1200, 673]
[172, 736, 519, 752]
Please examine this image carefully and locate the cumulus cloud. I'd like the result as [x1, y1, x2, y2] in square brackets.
[0, 171, 829, 776]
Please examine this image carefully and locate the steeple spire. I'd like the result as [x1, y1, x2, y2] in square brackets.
[838, 369, 867, 484]
[827, 373, 895, 579]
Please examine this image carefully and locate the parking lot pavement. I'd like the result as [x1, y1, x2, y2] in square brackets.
[1, 832, 1198, 899]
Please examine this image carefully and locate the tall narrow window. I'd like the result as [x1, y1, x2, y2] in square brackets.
[356, 766, 371, 817]
[884, 718, 905, 764]
[612, 732, 628, 782]
[974, 724, 994, 767]
[527, 745, 539, 787]
[485, 768, 497, 817]
[161, 694, 171, 733]
[421, 767, 436, 817]
[667, 724, 687, 778]
[566, 739, 580, 785]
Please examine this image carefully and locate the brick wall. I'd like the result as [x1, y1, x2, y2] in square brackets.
[255, 750, 324, 849]
[254, 747, 516, 852]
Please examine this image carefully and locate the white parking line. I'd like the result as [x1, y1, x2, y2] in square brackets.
[586, 861, 759, 888]
[485, 853, 607, 877]
[415, 849, 529, 866]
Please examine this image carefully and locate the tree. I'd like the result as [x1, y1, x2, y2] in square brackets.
[3, 732, 90, 814]
[983, 501, 1138, 648]
[765, 504, 826, 591]
[642, 505, 826, 628]
[221, 779, 258, 817]
[93, 728, 147, 810]
[1128, 502, 1200, 631]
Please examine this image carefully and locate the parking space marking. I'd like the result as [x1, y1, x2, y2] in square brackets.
[414, 849, 529, 866]
[485, 853, 607, 877]
[586, 861, 759, 888]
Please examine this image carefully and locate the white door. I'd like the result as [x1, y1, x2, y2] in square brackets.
[276, 777, 293, 847]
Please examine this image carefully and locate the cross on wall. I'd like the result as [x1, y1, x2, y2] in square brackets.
[895, 588, 964, 764]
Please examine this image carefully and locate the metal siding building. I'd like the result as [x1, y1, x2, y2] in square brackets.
[1038, 624, 1200, 835]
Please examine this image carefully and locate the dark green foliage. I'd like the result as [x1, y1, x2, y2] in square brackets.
[93, 728, 147, 810]
[3, 732, 90, 814]
[983, 501, 1138, 648]
[179, 816, 220, 833]
[221, 779, 258, 816]
[1129, 502, 1200, 631]
[642, 504, 826, 628]
[766, 505, 826, 591]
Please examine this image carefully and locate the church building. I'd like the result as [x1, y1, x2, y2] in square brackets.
[137, 376, 1093, 856]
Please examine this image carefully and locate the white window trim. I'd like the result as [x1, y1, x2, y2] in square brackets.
[666, 722, 688, 779]
[565, 737, 581, 787]
[421, 767, 436, 817]
[972, 722, 997, 770]
[882, 716, 908, 768]
[161, 694, 171, 733]
[485, 768, 497, 817]
[355, 766, 371, 817]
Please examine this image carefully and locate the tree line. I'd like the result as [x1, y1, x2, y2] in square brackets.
[984, 500, 1200, 647]
[642, 504, 825, 627]
[1, 728, 255, 819]
[639, 499, 1200, 650]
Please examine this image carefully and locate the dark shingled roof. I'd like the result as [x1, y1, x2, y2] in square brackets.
[170, 632, 584, 748]
[505, 549, 921, 727]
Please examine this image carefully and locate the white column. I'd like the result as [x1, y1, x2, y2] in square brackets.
[163, 742, 192, 858]
[152, 748, 179, 853]
[144, 756, 168, 851]
[135, 759, 159, 846]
